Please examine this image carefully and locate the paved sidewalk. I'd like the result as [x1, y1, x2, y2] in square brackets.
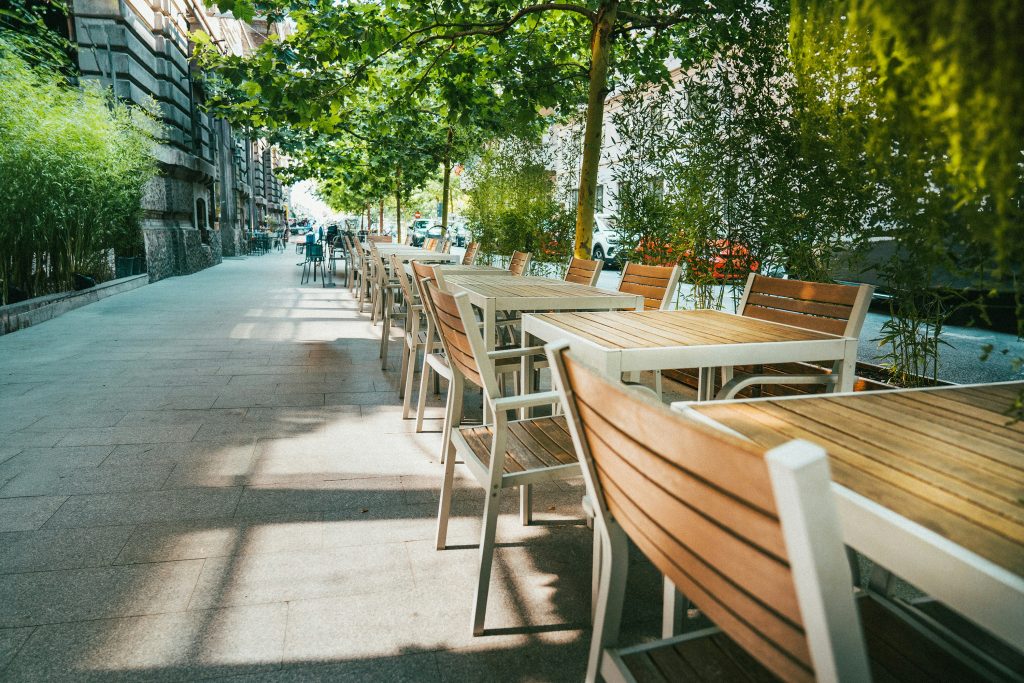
[0, 254, 661, 681]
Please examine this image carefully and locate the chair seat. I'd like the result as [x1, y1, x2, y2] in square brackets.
[614, 594, 1010, 682]
[457, 416, 579, 479]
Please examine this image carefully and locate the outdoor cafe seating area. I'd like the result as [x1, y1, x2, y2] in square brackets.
[308, 234, 1022, 681]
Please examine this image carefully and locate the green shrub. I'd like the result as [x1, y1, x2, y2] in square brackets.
[0, 48, 159, 304]
[463, 137, 573, 275]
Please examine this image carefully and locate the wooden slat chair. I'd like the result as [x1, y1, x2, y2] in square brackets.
[409, 260, 453, 430]
[549, 343, 871, 682]
[341, 234, 359, 291]
[425, 237, 439, 252]
[368, 234, 392, 244]
[508, 250, 531, 275]
[617, 261, 682, 396]
[617, 261, 682, 310]
[564, 256, 604, 286]
[715, 274, 874, 400]
[553, 345, 1000, 683]
[391, 254, 428, 413]
[369, 246, 404, 367]
[425, 281, 580, 636]
[462, 241, 480, 266]
[409, 261, 532, 433]
[442, 238, 452, 253]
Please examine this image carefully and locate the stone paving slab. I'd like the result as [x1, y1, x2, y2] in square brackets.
[0, 254, 664, 680]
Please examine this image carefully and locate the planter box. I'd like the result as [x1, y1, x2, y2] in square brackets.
[0, 274, 149, 335]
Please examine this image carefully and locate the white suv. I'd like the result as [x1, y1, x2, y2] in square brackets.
[591, 215, 621, 267]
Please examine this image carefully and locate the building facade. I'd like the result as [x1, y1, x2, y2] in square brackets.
[70, 0, 287, 279]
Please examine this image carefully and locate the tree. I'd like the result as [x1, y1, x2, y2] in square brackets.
[200, 0, 738, 258]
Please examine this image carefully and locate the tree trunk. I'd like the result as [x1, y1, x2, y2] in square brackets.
[574, 0, 618, 260]
[441, 126, 454, 238]
[379, 199, 385, 237]
[395, 168, 403, 244]
[366, 204, 372, 232]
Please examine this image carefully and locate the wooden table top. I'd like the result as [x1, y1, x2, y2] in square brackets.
[526, 309, 841, 349]
[688, 382, 1024, 576]
[445, 274, 638, 304]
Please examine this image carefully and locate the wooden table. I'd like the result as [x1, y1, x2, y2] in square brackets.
[444, 274, 643, 353]
[375, 245, 461, 264]
[403, 263, 511, 278]
[522, 308, 858, 398]
[674, 382, 1024, 650]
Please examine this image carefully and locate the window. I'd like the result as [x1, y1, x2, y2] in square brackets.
[196, 198, 210, 244]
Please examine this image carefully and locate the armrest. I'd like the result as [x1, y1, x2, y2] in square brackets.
[491, 391, 561, 412]
[487, 346, 546, 360]
[715, 373, 837, 401]
[621, 382, 659, 401]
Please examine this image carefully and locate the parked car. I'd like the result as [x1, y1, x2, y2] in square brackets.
[448, 219, 470, 247]
[682, 239, 760, 281]
[408, 219, 431, 246]
[591, 215, 622, 267]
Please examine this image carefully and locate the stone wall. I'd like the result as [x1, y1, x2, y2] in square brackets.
[71, 0, 287, 282]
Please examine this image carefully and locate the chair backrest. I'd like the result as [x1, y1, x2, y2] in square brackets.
[547, 344, 870, 683]
[390, 253, 418, 305]
[618, 262, 682, 310]
[425, 237, 438, 252]
[564, 256, 603, 286]
[508, 250, 531, 276]
[368, 234, 391, 244]
[410, 260, 443, 344]
[463, 242, 480, 266]
[738, 274, 874, 338]
[424, 281, 493, 391]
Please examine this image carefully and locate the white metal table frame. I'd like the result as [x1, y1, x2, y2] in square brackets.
[521, 308, 859, 400]
[671, 386, 1024, 652]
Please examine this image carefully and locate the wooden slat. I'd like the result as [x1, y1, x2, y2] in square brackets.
[745, 292, 853, 320]
[458, 417, 576, 475]
[743, 305, 849, 336]
[624, 262, 680, 279]
[750, 275, 860, 306]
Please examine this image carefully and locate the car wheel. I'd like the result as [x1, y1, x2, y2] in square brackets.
[592, 245, 605, 262]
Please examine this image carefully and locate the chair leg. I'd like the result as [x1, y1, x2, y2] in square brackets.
[655, 369, 663, 400]
[439, 373, 462, 465]
[520, 484, 532, 525]
[416, 362, 433, 433]
[435, 375, 463, 549]
[401, 343, 418, 419]
[591, 523, 602, 624]
[379, 293, 391, 367]
[398, 339, 411, 400]
[588, 522, 630, 683]
[472, 477, 503, 636]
